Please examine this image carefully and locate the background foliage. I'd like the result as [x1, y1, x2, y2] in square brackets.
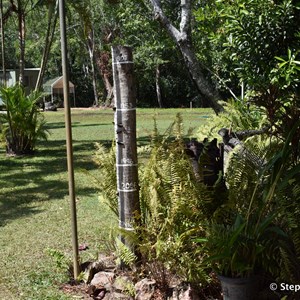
[3, 0, 298, 109]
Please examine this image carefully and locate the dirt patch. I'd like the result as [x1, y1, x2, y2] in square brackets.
[60, 282, 91, 299]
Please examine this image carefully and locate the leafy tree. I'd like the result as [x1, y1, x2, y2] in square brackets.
[70, 0, 99, 106]
[220, 0, 299, 89]
[26, 0, 100, 106]
[221, 0, 300, 156]
[194, 0, 300, 154]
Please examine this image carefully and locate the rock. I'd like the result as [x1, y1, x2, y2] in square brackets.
[168, 284, 200, 300]
[97, 254, 116, 270]
[113, 275, 134, 293]
[82, 261, 106, 283]
[103, 291, 133, 299]
[135, 278, 156, 300]
[86, 284, 106, 298]
[91, 271, 115, 290]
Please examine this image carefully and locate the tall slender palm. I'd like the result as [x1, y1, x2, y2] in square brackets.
[0, 0, 6, 85]
[34, 0, 58, 91]
[16, 0, 26, 84]
[3, 0, 32, 85]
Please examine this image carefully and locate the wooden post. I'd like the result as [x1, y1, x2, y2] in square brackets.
[59, 0, 80, 279]
[112, 46, 140, 250]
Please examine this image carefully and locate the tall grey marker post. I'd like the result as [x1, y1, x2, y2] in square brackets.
[112, 46, 140, 251]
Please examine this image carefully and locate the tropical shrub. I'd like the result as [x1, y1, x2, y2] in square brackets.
[205, 120, 300, 283]
[0, 85, 48, 155]
[95, 111, 300, 290]
[94, 115, 217, 286]
[196, 99, 268, 142]
[136, 116, 213, 284]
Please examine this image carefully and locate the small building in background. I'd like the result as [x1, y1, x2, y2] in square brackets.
[0, 71, 76, 110]
[0, 68, 40, 92]
[43, 76, 76, 108]
[0, 68, 40, 108]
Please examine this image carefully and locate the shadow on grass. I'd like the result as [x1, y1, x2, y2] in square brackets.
[0, 134, 171, 227]
[45, 122, 112, 130]
[0, 138, 112, 227]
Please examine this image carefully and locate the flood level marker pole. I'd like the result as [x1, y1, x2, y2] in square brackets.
[112, 46, 140, 255]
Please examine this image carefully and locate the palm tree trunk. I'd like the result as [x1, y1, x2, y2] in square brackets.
[17, 0, 25, 85]
[35, 0, 58, 91]
[0, 0, 6, 86]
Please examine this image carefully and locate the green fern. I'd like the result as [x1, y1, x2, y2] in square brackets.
[46, 248, 70, 273]
[115, 238, 137, 268]
[136, 114, 215, 283]
[95, 114, 220, 284]
[93, 142, 118, 216]
[196, 99, 268, 142]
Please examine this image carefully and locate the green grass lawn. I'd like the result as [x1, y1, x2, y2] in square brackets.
[0, 108, 212, 299]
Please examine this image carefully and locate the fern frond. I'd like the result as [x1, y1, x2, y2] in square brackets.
[93, 142, 118, 216]
[115, 238, 137, 268]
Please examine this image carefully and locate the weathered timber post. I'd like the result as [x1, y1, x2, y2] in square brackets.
[112, 46, 140, 249]
[59, 0, 80, 279]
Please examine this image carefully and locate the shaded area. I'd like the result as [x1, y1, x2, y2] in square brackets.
[0, 110, 204, 227]
[45, 122, 113, 130]
[0, 138, 111, 227]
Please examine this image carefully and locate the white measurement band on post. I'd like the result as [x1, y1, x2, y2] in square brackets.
[116, 108, 136, 112]
[116, 164, 138, 167]
[119, 221, 135, 230]
[118, 189, 138, 192]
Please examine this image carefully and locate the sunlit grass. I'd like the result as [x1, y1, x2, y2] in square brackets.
[0, 108, 213, 299]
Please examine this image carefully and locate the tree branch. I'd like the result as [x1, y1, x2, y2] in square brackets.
[147, 0, 224, 114]
[180, 0, 191, 40]
[148, 0, 180, 41]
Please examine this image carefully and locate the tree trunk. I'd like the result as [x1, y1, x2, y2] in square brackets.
[17, 0, 25, 85]
[179, 40, 223, 112]
[0, 0, 6, 85]
[95, 49, 114, 106]
[149, 0, 224, 114]
[112, 45, 140, 252]
[35, 0, 58, 91]
[87, 29, 99, 106]
[155, 64, 163, 108]
[103, 71, 114, 106]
